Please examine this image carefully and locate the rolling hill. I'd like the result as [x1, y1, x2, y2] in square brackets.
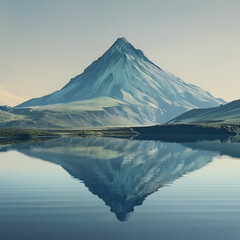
[169, 99, 240, 125]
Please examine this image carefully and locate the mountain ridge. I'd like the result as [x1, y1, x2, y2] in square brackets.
[18, 37, 224, 111]
[1, 37, 226, 127]
[169, 99, 240, 125]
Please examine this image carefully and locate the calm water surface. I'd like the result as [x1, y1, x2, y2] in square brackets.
[0, 137, 240, 240]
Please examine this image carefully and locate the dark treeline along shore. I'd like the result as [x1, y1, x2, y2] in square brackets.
[0, 123, 239, 145]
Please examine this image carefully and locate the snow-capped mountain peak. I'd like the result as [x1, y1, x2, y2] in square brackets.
[17, 37, 226, 126]
[108, 37, 146, 59]
[112, 37, 131, 50]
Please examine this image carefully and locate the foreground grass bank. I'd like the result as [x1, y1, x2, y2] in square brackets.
[0, 128, 58, 139]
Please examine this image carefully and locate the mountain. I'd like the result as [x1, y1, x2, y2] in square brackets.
[0, 137, 216, 221]
[11, 37, 225, 128]
[169, 99, 240, 125]
[0, 85, 27, 106]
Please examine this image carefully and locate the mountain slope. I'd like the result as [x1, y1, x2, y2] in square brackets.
[14, 37, 225, 127]
[0, 100, 165, 128]
[169, 99, 240, 125]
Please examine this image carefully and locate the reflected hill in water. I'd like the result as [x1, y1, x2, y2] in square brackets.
[1, 136, 239, 221]
[183, 135, 240, 159]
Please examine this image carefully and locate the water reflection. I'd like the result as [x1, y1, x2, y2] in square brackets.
[1, 136, 239, 221]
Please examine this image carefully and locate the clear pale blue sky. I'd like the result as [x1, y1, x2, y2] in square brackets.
[0, 0, 239, 101]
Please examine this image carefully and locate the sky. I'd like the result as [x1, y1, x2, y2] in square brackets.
[0, 0, 239, 103]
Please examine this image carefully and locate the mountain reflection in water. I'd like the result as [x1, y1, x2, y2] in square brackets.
[1, 136, 239, 221]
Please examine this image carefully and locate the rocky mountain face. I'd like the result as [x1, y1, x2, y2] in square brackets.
[13, 37, 225, 127]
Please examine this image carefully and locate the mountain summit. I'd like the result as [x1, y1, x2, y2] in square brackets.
[108, 37, 147, 58]
[16, 37, 225, 127]
[111, 37, 136, 51]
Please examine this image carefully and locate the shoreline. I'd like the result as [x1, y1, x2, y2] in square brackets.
[0, 123, 239, 144]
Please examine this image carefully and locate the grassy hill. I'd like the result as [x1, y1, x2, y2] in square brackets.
[169, 99, 240, 125]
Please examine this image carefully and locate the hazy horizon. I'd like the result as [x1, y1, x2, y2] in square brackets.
[1, 0, 239, 103]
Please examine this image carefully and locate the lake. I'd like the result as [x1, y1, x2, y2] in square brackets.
[0, 136, 240, 240]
